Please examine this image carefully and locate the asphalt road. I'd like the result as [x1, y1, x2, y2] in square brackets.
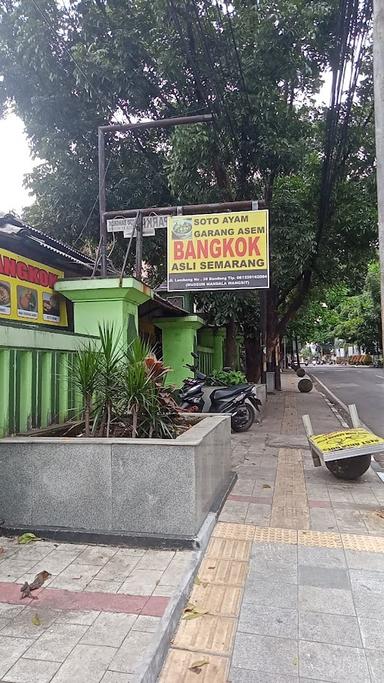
[308, 365, 384, 437]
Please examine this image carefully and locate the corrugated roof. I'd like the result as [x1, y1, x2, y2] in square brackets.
[0, 214, 96, 269]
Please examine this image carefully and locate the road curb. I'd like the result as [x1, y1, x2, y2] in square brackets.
[308, 371, 370, 431]
[139, 512, 216, 682]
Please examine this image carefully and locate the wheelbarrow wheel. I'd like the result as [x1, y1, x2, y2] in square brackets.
[325, 454, 371, 480]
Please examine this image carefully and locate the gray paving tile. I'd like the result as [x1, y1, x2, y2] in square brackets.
[366, 649, 384, 682]
[298, 566, 350, 590]
[23, 622, 88, 662]
[219, 501, 248, 523]
[51, 643, 117, 683]
[298, 546, 346, 568]
[238, 604, 298, 639]
[95, 555, 140, 583]
[0, 636, 34, 678]
[350, 569, 384, 594]
[81, 613, 137, 648]
[0, 607, 58, 639]
[248, 564, 298, 585]
[2, 657, 61, 682]
[299, 640, 370, 682]
[358, 617, 384, 650]
[131, 615, 161, 633]
[75, 546, 118, 566]
[0, 604, 24, 618]
[232, 632, 298, 676]
[101, 674, 136, 683]
[353, 588, 384, 618]
[334, 509, 367, 533]
[135, 550, 174, 571]
[49, 563, 101, 591]
[243, 578, 298, 609]
[55, 609, 100, 626]
[117, 569, 164, 596]
[299, 586, 355, 615]
[251, 542, 298, 565]
[85, 579, 123, 593]
[345, 550, 384, 571]
[245, 503, 271, 525]
[230, 667, 298, 682]
[299, 611, 361, 647]
[309, 509, 337, 531]
[109, 630, 155, 674]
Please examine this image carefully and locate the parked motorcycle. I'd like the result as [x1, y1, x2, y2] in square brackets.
[178, 354, 261, 432]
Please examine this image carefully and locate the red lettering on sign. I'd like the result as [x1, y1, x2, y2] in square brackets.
[173, 236, 262, 260]
[0, 256, 17, 278]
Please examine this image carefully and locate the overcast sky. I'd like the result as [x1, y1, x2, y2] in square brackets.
[0, 75, 333, 217]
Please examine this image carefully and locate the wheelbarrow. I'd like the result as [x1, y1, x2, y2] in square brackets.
[302, 404, 384, 480]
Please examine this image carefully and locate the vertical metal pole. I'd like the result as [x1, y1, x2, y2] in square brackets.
[135, 211, 143, 280]
[374, 0, 384, 351]
[260, 290, 267, 384]
[98, 128, 107, 277]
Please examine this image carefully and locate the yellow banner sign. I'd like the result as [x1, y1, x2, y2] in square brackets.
[0, 247, 68, 327]
[167, 210, 269, 291]
[310, 428, 384, 453]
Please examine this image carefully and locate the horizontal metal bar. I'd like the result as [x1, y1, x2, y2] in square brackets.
[104, 199, 266, 220]
[99, 114, 213, 134]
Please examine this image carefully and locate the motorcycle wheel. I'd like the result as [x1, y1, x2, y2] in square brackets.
[231, 404, 255, 433]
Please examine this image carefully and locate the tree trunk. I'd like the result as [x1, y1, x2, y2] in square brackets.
[225, 319, 237, 368]
[84, 395, 91, 437]
[295, 335, 300, 367]
[244, 334, 261, 383]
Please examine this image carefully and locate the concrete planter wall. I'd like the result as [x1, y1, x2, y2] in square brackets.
[0, 414, 233, 547]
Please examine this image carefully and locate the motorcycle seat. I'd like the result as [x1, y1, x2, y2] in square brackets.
[210, 384, 251, 401]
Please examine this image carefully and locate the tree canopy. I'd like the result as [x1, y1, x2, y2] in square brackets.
[0, 0, 377, 368]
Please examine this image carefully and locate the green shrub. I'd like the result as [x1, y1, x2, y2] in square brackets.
[211, 369, 247, 385]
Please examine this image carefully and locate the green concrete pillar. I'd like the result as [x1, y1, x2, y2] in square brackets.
[212, 328, 226, 371]
[58, 352, 69, 423]
[18, 351, 33, 432]
[40, 352, 53, 427]
[55, 277, 152, 349]
[154, 316, 204, 387]
[0, 349, 10, 437]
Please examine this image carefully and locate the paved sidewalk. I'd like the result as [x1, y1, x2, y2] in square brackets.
[0, 539, 194, 681]
[161, 372, 384, 682]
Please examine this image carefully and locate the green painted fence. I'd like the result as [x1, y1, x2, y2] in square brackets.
[0, 348, 81, 436]
[0, 325, 96, 437]
[197, 345, 214, 376]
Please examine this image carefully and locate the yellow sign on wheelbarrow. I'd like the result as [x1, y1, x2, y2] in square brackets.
[311, 429, 384, 453]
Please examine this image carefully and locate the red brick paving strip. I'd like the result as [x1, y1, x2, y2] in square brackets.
[0, 581, 169, 616]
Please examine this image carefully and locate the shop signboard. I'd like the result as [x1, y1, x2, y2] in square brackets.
[0, 247, 68, 327]
[167, 210, 269, 291]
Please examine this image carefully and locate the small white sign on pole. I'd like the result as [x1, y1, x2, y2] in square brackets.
[107, 215, 168, 236]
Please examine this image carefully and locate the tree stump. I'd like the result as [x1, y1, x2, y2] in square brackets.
[298, 377, 313, 393]
[296, 368, 306, 378]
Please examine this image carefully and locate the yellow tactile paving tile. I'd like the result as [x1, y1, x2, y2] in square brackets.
[172, 615, 236, 655]
[342, 533, 384, 553]
[190, 583, 243, 618]
[298, 530, 343, 548]
[206, 537, 252, 561]
[199, 558, 248, 586]
[253, 526, 298, 544]
[160, 649, 229, 683]
[212, 522, 255, 540]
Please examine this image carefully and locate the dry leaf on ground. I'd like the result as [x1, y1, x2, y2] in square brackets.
[189, 659, 209, 673]
[182, 603, 208, 620]
[31, 614, 41, 626]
